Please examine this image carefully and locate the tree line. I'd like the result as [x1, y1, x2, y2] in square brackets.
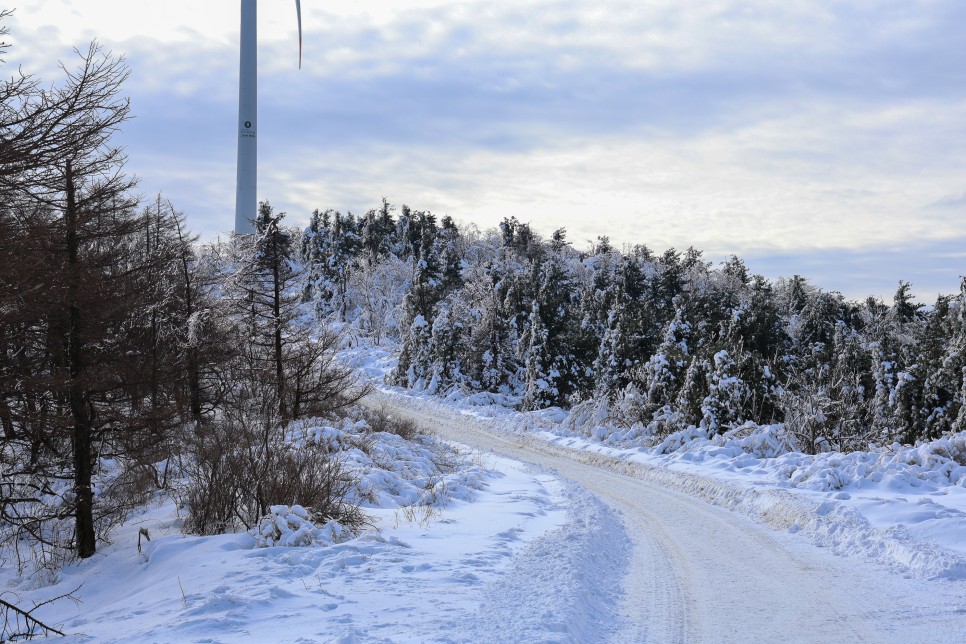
[302, 204, 966, 454]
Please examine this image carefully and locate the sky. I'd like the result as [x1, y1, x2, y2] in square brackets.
[5, 0, 965, 301]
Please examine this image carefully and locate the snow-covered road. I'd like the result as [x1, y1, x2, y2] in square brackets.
[364, 388, 966, 643]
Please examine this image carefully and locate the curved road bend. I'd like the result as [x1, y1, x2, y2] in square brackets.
[362, 390, 966, 643]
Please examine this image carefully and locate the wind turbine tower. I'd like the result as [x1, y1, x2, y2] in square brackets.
[235, 1, 302, 235]
[234, 0, 257, 235]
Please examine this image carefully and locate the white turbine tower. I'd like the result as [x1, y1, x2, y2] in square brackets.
[234, 0, 303, 235]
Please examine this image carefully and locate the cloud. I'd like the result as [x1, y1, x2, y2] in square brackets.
[742, 238, 966, 302]
[928, 192, 966, 211]
[5, 1, 966, 300]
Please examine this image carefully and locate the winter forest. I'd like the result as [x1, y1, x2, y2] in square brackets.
[3, 10, 966, 640]
[305, 201, 966, 453]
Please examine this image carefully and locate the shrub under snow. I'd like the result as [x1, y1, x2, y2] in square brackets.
[254, 505, 317, 547]
[252, 504, 354, 548]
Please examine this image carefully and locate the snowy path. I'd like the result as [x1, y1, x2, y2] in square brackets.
[365, 388, 966, 643]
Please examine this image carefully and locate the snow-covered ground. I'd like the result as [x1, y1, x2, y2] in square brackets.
[5, 342, 966, 642]
[0, 420, 626, 643]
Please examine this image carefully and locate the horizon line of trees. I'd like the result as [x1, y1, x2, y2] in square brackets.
[300, 201, 966, 454]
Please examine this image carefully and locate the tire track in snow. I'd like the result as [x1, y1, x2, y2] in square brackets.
[609, 500, 692, 643]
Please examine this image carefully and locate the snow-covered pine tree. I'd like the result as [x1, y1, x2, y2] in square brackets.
[458, 246, 524, 395]
[918, 280, 966, 439]
[391, 209, 449, 388]
[593, 249, 663, 396]
[360, 198, 395, 265]
[949, 279, 966, 434]
[521, 301, 555, 410]
[301, 209, 357, 319]
[723, 275, 784, 424]
[674, 356, 711, 431]
[438, 215, 464, 294]
[422, 299, 468, 393]
[700, 348, 754, 434]
[628, 305, 690, 429]
[866, 282, 923, 443]
[827, 321, 873, 450]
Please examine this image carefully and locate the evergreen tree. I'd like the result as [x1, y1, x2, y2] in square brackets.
[674, 356, 711, 430]
[634, 306, 691, 428]
[522, 302, 555, 410]
[222, 202, 359, 424]
[424, 300, 466, 392]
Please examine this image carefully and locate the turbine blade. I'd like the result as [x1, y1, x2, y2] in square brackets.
[295, 0, 303, 69]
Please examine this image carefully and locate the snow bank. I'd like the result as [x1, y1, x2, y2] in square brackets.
[557, 422, 966, 580]
[289, 417, 489, 512]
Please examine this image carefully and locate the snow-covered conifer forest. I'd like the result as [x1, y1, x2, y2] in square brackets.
[3, 12, 966, 642]
[304, 202, 966, 452]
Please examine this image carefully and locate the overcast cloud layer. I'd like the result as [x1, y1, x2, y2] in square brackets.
[6, 1, 966, 301]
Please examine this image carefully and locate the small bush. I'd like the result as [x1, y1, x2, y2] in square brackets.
[253, 505, 316, 547]
[180, 417, 366, 536]
[360, 404, 421, 441]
